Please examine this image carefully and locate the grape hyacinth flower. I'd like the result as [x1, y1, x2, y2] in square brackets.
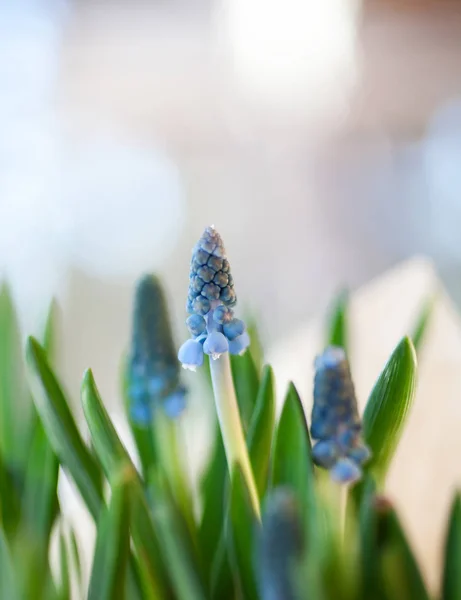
[258, 488, 304, 600]
[178, 226, 250, 369]
[310, 346, 371, 484]
[178, 226, 260, 516]
[127, 274, 187, 424]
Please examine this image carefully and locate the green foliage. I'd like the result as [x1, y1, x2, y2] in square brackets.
[326, 288, 349, 352]
[411, 296, 435, 353]
[442, 493, 461, 600]
[88, 474, 131, 600]
[0, 279, 454, 600]
[272, 383, 316, 531]
[363, 337, 417, 487]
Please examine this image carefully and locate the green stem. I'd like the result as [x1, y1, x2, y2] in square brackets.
[209, 353, 260, 519]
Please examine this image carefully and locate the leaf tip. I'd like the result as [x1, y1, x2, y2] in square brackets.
[398, 335, 418, 370]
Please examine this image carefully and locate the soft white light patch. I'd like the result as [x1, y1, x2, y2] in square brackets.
[218, 0, 360, 117]
[57, 137, 186, 279]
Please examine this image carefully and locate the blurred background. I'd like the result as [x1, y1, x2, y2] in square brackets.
[2, 0, 461, 408]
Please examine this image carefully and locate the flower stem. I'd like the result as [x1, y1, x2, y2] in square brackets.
[209, 353, 261, 519]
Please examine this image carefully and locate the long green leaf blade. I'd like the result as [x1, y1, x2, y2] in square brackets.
[231, 351, 260, 432]
[81, 369, 131, 476]
[0, 528, 19, 600]
[411, 296, 435, 353]
[58, 530, 71, 600]
[228, 465, 260, 600]
[248, 365, 275, 497]
[198, 428, 227, 582]
[272, 383, 315, 527]
[326, 289, 349, 351]
[0, 449, 20, 537]
[442, 492, 461, 600]
[149, 472, 206, 600]
[26, 337, 103, 520]
[22, 300, 60, 547]
[88, 472, 131, 600]
[69, 528, 83, 598]
[246, 317, 264, 371]
[376, 500, 429, 600]
[363, 337, 417, 486]
[82, 369, 169, 598]
[22, 422, 59, 544]
[0, 284, 29, 470]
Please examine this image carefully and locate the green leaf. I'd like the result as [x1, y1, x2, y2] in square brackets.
[43, 298, 59, 363]
[410, 296, 435, 353]
[121, 356, 157, 479]
[246, 316, 264, 371]
[26, 337, 103, 520]
[152, 411, 197, 555]
[0, 449, 20, 537]
[81, 369, 131, 477]
[231, 351, 260, 432]
[376, 501, 429, 600]
[22, 421, 59, 545]
[0, 528, 19, 600]
[248, 365, 275, 497]
[363, 337, 417, 486]
[198, 427, 228, 581]
[149, 472, 206, 600]
[442, 492, 461, 600]
[0, 284, 31, 481]
[88, 472, 131, 600]
[228, 464, 260, 600]
[22, 300, 60, 547]
[81, 369, 169, 599]
[326, 289, 349, 351]
[358, 477, 382, 600]
[58, 530, 71, 600]
[130, 482, 170, 599]
[69, 528, 83, 598]
[271, 383, 316, 529]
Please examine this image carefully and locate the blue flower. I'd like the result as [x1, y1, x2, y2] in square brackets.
[223, 318, 245, 341]
[163, 386, 188, 419]
[130, 400, 153, 425]
[258, 488, 303, 600]
[203, 331, 229, 360]
[310, 346, 371, 483]
[186, 314, 206, 337]
[330, 458, 362, 484]
[127, 274, 187, 424]
[311, 439, 339, 469]
[179, 226, 250, 368]
[229, 331, 250, 355]
[178, 338, 204, 370]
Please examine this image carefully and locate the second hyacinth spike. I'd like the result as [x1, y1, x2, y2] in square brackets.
[310, 346, 371, 484]
[127, 274, 187, 424]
